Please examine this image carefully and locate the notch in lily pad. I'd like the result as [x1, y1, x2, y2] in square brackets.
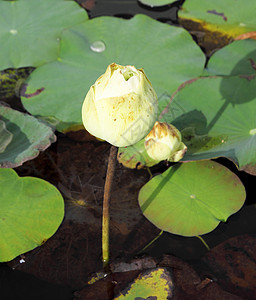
[139, 160, 246, 237]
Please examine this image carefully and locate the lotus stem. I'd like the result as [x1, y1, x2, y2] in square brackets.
[196, 235, 210, 251]
[102, 145, 117, 269]
[138, 230, 163, 254]
[146, 167, 153, 178]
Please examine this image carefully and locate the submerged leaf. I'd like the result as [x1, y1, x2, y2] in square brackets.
[179, 0, 256, 53]
[0, 67, 34, 100]
[115, 267, 174, 299]
[179, 0, 256, 38]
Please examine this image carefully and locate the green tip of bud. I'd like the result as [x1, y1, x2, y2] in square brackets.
[122, 70, 134, 81]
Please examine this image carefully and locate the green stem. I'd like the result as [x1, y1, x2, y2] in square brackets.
[138, 230, 163, 254]
[102, 145, 117, 269]
[146, 167, 153, 178]
[196, 235, 210, 251]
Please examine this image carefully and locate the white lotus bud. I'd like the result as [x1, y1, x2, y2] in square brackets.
[82, 63, 158, 147]
[145, 121, 187, 162]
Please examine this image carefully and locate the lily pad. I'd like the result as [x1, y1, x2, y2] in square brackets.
[20, 14, 205, 132]
[0, 105, 56, 168]
[138, 160, 246, 237]
[0, 168, 64, 262]
[179, 0, 256, 38]
[115, 267, 174, 299]
[0, 0, 88, 70]
[166, 76, 256, 174]
[138, 0, 176, 7]
[205, 39, 256, 75]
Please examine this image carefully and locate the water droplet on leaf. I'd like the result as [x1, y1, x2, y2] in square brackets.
[10, 29, 17, 35]
[90, 41, 106, 53]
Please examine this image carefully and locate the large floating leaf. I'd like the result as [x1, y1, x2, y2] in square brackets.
[20, 14, 205, 132]
[0, 0, 88, 70]
[205, 39, 256, 76]
[167, 76, 256, 174]
[0, 105, 56, 168]
[0, 168, 64, 262]
[179, 0, 256, 38]
[139, 161, 246, 237]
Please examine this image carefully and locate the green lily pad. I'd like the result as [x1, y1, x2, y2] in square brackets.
[115, 267, 174, 299]
[0, 0, 88, 70]
[138, 161, 246, 237]
[0, 105, 56, 168]
[179, 0, 256, 38]
[206, 39, 256, 76]
[20, 14, 205, 132]
[138, 0, 176, 7]
[0, 168, 64, 262]
[165, 75, 256, 174]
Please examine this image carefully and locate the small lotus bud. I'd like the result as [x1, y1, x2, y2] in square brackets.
[145, 121, 187, 162]
[82, 63, 158, 147]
